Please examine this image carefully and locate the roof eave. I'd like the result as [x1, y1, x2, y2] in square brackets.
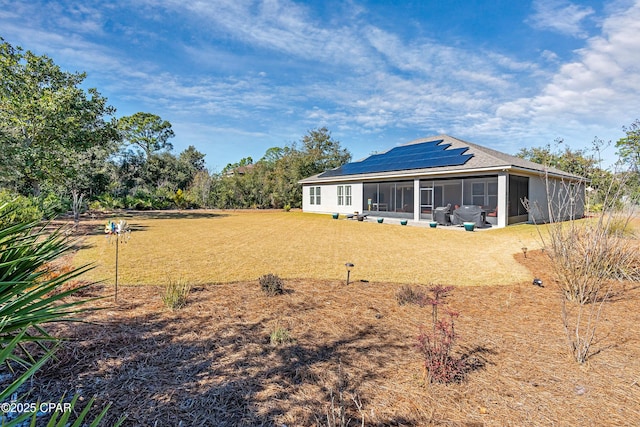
[299, 165, 587, 184]
[507, 166, 588, 182]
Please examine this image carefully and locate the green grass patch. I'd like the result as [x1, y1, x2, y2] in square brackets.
[162, 277, 191, 310]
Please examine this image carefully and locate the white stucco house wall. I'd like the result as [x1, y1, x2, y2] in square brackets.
[299, 135, 586, 228]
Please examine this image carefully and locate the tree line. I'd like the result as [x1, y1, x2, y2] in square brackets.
[515, 133, 640, 210]
[0, 38, 350, 221]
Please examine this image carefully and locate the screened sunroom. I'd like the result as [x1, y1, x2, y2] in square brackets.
[299, 135, 585, 228]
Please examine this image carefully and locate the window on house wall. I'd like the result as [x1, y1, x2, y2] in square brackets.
[310, 186, 321, 205]
[337, 185, 352, 206]
[463, 177, 498, 208]
[472, 182, 485, 206]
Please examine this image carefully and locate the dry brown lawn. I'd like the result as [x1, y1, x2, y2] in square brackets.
[72, 210, 543, 286]
[16, 211, 640, 426]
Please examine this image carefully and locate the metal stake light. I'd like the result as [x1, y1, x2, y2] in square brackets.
[345, 262, 354, 285]
[105, 219, 131, 301]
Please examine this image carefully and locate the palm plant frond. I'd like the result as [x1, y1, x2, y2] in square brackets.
[0, 201, 125, 425]
[0, 215, 99, 362]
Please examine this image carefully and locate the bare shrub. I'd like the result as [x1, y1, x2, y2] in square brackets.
[551, 211, 638, 363]
[395, 284, 426, 305]
[259, 273, 284, 296]
[546, 218, 638, 304]
[525, 161, 639, 363]
[316, 362, 365, 427]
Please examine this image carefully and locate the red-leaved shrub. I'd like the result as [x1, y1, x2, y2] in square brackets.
[415, 285, 466, 383]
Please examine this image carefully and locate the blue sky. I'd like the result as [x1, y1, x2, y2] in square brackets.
[1, 0, 639, 171]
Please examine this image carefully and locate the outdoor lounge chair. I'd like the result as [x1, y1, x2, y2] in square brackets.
[346, 213, 368, 221]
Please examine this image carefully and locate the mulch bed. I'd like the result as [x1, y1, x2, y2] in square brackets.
[9, 250, 640, 426]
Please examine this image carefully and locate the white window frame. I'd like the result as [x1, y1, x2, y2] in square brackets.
[337, 185, 352, 206]
[472, 182, 485, 206]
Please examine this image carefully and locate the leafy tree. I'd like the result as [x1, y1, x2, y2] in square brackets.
[277, 127, 351, 207]
[615, 119, 640, 200]
[269, 147, 305, 208]
[109, 151, 147, 197]
[212, 128, 351, 209]
[107, 145, 206, 208]
[140, 147, 205, 194]
[616, 119, 640, 172]
[515, 139, 598, 178]
[117, 112, 174, 159]
[187, 170, 213, 207]
[516, 137, 640, 209]
[176, 145, 206, 190]
[261, 146, 284, 165]
[52, 134, 120, 221]
[144, 151, 181, 190]
[297, 127, 351, 178]
[0, 38, 119, 197]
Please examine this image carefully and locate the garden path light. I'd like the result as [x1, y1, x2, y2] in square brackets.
[345, 262, 354, 285]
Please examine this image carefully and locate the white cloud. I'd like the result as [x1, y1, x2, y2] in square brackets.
[497, 1, 640, 127]
[149, 0, 375, 70]
[527, 0, 595, 37]
[541, 49, 560, 62]
[2, 0, 638, 167]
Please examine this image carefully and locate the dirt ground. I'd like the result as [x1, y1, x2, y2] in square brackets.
[15, 250, 640, 426]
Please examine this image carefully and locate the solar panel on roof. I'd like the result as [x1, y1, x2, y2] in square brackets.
[318, 139, 473, 178]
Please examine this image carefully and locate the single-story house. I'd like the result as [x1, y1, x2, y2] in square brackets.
[299, 135, 586, 228]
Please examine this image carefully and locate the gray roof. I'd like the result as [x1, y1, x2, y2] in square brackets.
[300, 134, 584, 184]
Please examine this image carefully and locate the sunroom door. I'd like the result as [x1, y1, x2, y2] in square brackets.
[420, 187, 433, 218]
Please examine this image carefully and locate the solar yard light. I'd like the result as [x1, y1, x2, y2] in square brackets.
[105, 219, 131, 302]
[345, 262, 354, 285]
